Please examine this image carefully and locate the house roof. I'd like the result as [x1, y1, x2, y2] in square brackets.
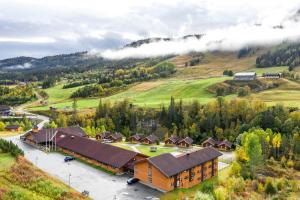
[130, 134, 144, 140]
[165, 135, 180, 143]
[202, 137, 220, 145]
[5, 125, 20, 129]
[26, 127, 86, 144]
[148, 147, 222, 177]
[178, 137, 193, 145]
[0, 105, 10, 111]
[218, 139, 232, 147]
[110, 132, 123, 140]
[234, 72, 256, 76]
[56, 134, 139, 168]
[143, 134, 159, 143]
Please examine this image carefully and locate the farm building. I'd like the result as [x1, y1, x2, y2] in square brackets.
[129, 134, 144, 143]
[5, 125, 21, 132]
[164, 135, 181, 146]
[0, 105, 11, 116]
[262, 72, 282, 79]
[134, 147, 222, 192]
[141, 134, 159, 145]
[233, 72, 257, 81]
[177, 137, 193, 148]
[56, 134, 147, 174]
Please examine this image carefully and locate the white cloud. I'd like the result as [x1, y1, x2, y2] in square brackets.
[0, 37, 56, 43]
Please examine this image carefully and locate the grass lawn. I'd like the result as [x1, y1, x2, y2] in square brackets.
[160, 167, 230, 200]
[136, 144, 178, 157]
[247, 66, 288, 76]
[0, 153, 15, 171]
[29, 77, 231, 110]
[0, 131, 23, 138]
[44, 83, 86, 103]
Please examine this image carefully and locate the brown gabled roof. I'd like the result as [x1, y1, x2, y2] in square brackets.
[165, 135, 181, 143]
[109, 132, 123, 140]
[202, 137, 220, 145]
[148, 147, 222, 177]
[5, 125, 20, 129]
[26, 127, 86, 144]
[129, 134, 144, 141]
[56, 134, 139, 168]
[178, 137, 193, 145]
[143, 134, 159, 143]
[218, 139, 232, 148]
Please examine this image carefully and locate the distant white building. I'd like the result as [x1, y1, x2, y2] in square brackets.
[262, 72, 282, 79]
[234, 72, 257, 81]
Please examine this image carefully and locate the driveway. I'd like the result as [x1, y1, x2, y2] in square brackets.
[5, 136, 161, 200]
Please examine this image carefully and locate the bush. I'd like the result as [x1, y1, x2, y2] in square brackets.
[201, 182, 215, 194]
[287, 160, 294, 168]
[289, 180, 299, 192]
[294, 161, 300, 171]
[265, 181, 277, 195]
[238, 86, 250, 97]
[0, 139, 24, 157]
[194, 191, 214, 200]
[214, 187, 228, 200]
[229, 161, 241, 177]
[280, 156, 287, 168]
[258, 183, 264, 193]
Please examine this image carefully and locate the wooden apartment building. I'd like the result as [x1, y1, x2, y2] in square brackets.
[134, 147, 222, 192]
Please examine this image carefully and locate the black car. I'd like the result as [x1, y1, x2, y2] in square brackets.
[64, 156, 75, 162]
[127, 177, 139, 185]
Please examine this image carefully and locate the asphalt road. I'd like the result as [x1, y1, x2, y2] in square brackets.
[5, 136, 161, 200]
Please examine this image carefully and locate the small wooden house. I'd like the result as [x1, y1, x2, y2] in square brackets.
[108, 132, 123, 142]
[202, 137, 219, 148]
[5, 125, 21, 132]
[177, 137, 193, 148]
[164, 135, 181, 146]
[217, 140, 233, 150]
[141, 134, 159, 145]
[96, 131, 112, 141]
[129, 134, 144, 143]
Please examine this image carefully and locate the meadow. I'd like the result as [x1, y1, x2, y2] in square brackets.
[29, 77, 232, 110]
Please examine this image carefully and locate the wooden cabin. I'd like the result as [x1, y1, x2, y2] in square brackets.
[164, 135, 180, 146]
[5, 125, 21, 132]
[177, 137, 193, 148]
[141, 134, 159, 145]
[129, 134, 144, 143]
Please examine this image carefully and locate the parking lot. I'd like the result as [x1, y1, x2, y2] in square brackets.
[6, 136, 161, 200]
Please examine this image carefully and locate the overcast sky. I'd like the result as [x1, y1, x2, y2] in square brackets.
[0, 0, 300, 59]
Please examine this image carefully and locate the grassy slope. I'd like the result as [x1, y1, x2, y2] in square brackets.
[28, 50, 300, 111]
[0, 154, 86, 200]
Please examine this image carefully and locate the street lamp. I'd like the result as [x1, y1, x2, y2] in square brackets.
[68, 173, 71, 188]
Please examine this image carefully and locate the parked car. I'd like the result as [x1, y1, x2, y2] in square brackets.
[127, 177, 139, 185]
[64, 156, 75, 162]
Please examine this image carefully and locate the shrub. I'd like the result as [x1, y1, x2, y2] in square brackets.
[289, 180, 299, 192]
[194, 191, 214, 200]
[280, 156, 287, 168]
[258, 183, 264, 193]
[0, 139, 24, 157]
[265, 181, 277, 195]
[229, 161, 241, 177]
[287, 160, 294, 168]
[238, 86, 250, 97]
[275, 178, 285, 191]
[201, 182, 215, 194]
[294, 161, 300, 171]
[214, 187, 228, 200]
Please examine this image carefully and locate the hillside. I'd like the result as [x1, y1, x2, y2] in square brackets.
[0, 153, 87, 200]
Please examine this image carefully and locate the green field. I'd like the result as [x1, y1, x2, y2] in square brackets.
[247, 66, 288, 76]
[135, 145, 178, 157]
[30, 77, 231, 110]
[44, 83, 86, 103]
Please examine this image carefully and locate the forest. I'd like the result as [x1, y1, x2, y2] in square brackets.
[256, 43, 300, 69]
[0, 85, 36, 106]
